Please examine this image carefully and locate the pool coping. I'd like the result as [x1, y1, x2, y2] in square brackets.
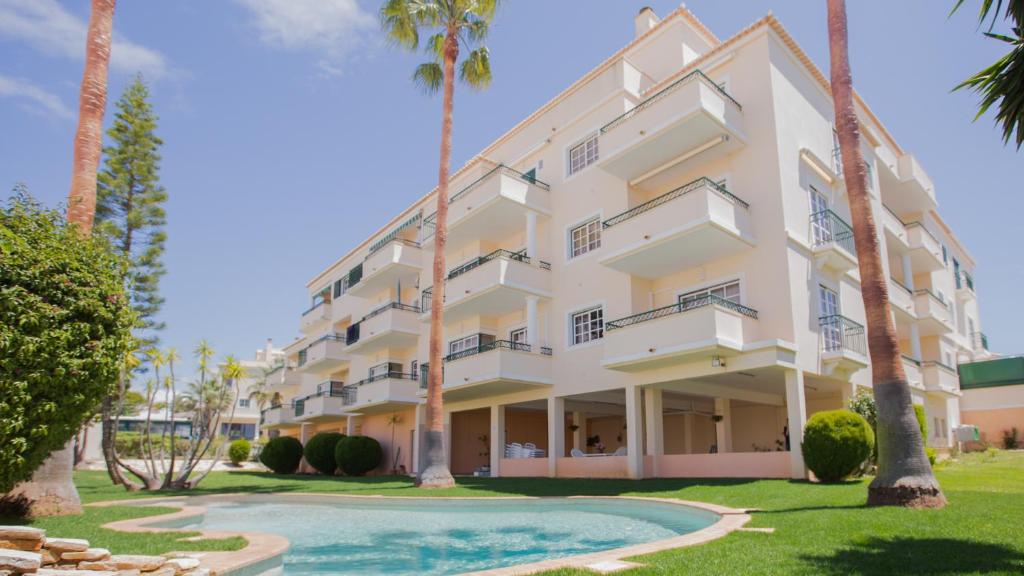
[89, 493, 753, 575]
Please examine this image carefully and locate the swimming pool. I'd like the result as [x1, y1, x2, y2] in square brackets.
[159, 496, 720, 575]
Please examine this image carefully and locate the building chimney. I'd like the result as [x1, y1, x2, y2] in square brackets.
[635, 6, 659, 38]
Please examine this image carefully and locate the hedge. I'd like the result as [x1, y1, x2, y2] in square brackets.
[228, 439, 251, 465]
[303, 432, 345, 475]
[802, 409, 874, 482]
[335, 435, 382, 476]
[260, 436, 303, 474]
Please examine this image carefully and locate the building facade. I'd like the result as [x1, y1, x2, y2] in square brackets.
[262, 6, 989, 479]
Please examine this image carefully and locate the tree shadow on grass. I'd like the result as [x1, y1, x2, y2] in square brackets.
[801, 537, 1024, 575]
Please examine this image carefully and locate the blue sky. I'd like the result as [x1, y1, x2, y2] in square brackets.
[1, 0, 1021, 376]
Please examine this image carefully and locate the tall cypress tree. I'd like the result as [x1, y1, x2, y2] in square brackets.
[95, 75, 167, 487]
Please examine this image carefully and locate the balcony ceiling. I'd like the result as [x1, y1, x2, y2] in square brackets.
[600, 221, 752, 279]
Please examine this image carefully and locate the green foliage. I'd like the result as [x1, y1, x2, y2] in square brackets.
[926, 446, 938, 466]
[802, 410, 875, 482]
[95, 75, 168, 341]
[114, 432, 191, 459]
[335, 435, 383, 476]
[228, 439, 251, 466]
[913, 404, 928, 438]
[259, 436, 303, 474]
[952, 0, 1024, 148]
[0, 192, 135, 492]
[847, 390, 877, 431]
[304, 432, 345, 475]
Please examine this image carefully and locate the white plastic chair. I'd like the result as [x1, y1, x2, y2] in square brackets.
[508, 443, 523, 459]
[570, 448, 585, 458]
[524, 442, 537, 451]
[532, 449, 546, 458]
[613, 446, 627, 456]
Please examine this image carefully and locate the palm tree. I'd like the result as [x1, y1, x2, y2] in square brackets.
[381, 0, 500, 488]
[952, 0, 1024, 149]
[826, 0, 946, 508]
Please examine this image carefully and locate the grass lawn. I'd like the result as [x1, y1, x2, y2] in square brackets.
[5, 451, 1023, 574]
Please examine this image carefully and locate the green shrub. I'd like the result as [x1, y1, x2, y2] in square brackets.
[259, 436, 303, 474]
[228, 439, 251, 466]
[802, 409, 875, 482]
[304, 432, 345, 475]
[335, 435, 382, 476]
[925, 446, 937, 466]
[0, 193, 135, 493]
[114, 432, 191, 458]
[913, 404, 928, 438]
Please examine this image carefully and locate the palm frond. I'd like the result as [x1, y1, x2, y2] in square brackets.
[426, 32, 446, 63]
[381, 0, 421, 50]
[956, 33, 1024, 148]
[413, 61, 445, 94]
[459, 47, 492, 89]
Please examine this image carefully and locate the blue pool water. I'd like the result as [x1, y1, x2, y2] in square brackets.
[164, 496, 718, 575]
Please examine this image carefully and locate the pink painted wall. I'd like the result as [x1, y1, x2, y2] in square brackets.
[358, 408, 417, 475]
[962, 407, 1024, 447]
[556, 456, 629, 478]
[506, 408, 549, 450]
[586, 416, 627, 453]
[500, 457, 548, 477]
[450, 408, 490, 475]
[664, 413, 717, 454]
[645, 452, 791, 478]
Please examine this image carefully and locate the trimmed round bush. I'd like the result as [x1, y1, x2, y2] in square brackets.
[260, 436, 304, 474]
[802, 409, 874, 482]
[304, 432, 345, 475]
[228, 439, 251, 466]
[335, 435, 383, 476]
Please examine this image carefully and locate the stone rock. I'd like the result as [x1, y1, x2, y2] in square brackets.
[40, 549, 57, 565]
[35, 569, 118, 576]
[114, 570, 141, 576]
[78, 559, 119, 570]
[0, 539, 42, 552]
[107, 555, 166, 571]
[181, 570, 212, 576]
[44, 538, 90, 553]
[61, 548, 111, 562]
[0, 549, 41, 572]
[0, 528, 44, 542]
[143, 567, 176, 576]
[164, 558, 200, 574]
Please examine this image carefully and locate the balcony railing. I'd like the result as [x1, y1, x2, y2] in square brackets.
[297, 334, 346, 366]
[301, 300, 328, 317]
[293, 399, 305, 418]
[443, 339, 549, 363]
[914, 288, 948, 307]
[316, 380, 346, 396]
[345, 323, 361, 346]
[600, 69, 741, 134]
[902, 354, 921, 367]
[890, 276, 913, 295]
[962, 271, 975, 292]
[341, 385, 358, 406]
[447, 249, 549, 280]
[422, 164, 551, 234]
[606, 294, 758, 331]
[810, 209, 857, 257]
[362, 301, 421, 321]
[367, 236, 420, 259]
[602, 176, 749, 229]
[973, 331, 989, 351]
[819, 315, 866, 356]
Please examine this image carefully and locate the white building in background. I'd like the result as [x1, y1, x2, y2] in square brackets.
[219, 339, 286, 441]
[261, 5, 989, 479]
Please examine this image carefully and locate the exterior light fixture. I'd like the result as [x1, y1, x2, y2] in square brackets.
[711, 355, 725, 367]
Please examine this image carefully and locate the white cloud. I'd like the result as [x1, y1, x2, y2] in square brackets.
[233, 0, 374, 76]
[0, 74, 73, 119]
[0, 0, 167, 77]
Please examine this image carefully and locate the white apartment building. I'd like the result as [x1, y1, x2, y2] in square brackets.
[261, 6, 989, 479]
[221, 339, 287, 441]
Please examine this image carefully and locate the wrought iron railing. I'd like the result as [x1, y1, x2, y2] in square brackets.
[600, 69, 741, 134]
[347, 263, 363, 287]
[367, 236, 421, 258]
[905, 221, 940, 249]
[962, 271, 975, 292]
[341, 385, 358, 406]
[973, 331, 989, 351]
[444, 339, 533, 363]
[606, 294, 758, 331]
[301, 300, 328, 317]
[890, 277, 913, 295]
[602, 176, 749, 229]
[354, 371, 416, 386]
[541, 346, 553, 356]
[293, 399, 305, 418]
[345, 323, 361, 346]
[420, 288, 433, 312]
[902, 354, 921, 367]
[810, 209, 856, 257]
[819, 315, 866, 356]
[362, 301, 421, 322]
[316, 380, 347, 397]
[297, 334, 345, 366]
[423, 164, 551, 234]
[914, 288, 948, 308]
[447, 249, 531, 280]
[923, 360, 957, 374]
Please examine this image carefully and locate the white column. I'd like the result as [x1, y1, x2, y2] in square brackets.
[683, 413, 694, 454]
[902, 252, 915, 290]
[714, 398, 732, 453]
[571, 411, 584, 450]
[840, 382, 857, 407]
[625, 385, 644, 479]
[910, 323, 923, 361]
[644, 388, 664, 477]
[412, 404, 426, 474]
[490, 404, 504, 477]
[346, 415, 355, 436]
[526, 295, 539, 349]
[547, 396, 565, 477]
[785, 369, 808, 479]
[525, 211, 537, 261]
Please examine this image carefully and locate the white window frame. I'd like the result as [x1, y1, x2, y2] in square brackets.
[238, 398, 251, 408]
[819, 284, 841, 352]
[567, 214, 602, 260]
[568, 305, 605, 348]
[566, 132, 599, 177]
[510, 326, 527, 344]
[678, 279, 742, 306]
[448, 334, 481, 356]
[673, 274, 748, 308]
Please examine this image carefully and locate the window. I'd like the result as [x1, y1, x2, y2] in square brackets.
[680, 280, 741, 306]
[941, 244, 948, 265]
[953, 258, 961, 288]
[410, 360, 418, 378]
[568, 134, 599, 175]
[238, 398, 251, 408]
[333, 276, 349, 298]
[571, 307, 604, 346]
[369, 362, 390, 379]
[449, 334, 480, 355]
[510, 328, 527, 344]
[809, 185, 831, 245]
[570, 217, 601, 258]
[819, 285, 841, 352]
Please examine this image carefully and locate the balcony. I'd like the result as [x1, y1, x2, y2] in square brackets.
[879, 153, 937, 218]
[921, 361, 960, 396]
[442, 250, 551, 323]
[902, 356, 924, 391]
[346, 302, 421, 354]
[819, 315, 869, 376]
[295, 381, 349, 422]
[297, 334, 350, 375]
[905, 222, 944, 272]
[888, 277, 916, 321]
[913, 289, 954, 336]
[423, 165, 551, 248]
[299, 301, 332, 334]
[260, 402, 299, 429]
[598, 177, 754, 279]
[602, 295, 758, 371]
[881, 205, 909, 251]
[957, 271, 976, 302]
[598, 70, 745, 184]
[439, 341, 553, 402]
[342, 371, 421, 414]
[810, 210, 857, 274]
[347, 239, 422, 298]
[972, 331, 989, 354]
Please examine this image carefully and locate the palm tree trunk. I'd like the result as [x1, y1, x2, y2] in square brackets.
[67, 0, 116, 232]
[8, 443, 82, 516]
[418, 28, 459, 489]
[826, 0, 945, 508]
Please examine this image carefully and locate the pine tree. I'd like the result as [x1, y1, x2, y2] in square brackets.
[95, 75, 168, 487]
